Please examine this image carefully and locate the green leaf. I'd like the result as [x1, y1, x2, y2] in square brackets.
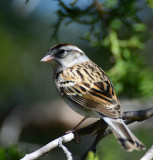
[146, 0, 153, 9]
[87, 151, 99, 160]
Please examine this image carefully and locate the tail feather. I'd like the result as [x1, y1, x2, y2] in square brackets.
[103, 117, 145, 152]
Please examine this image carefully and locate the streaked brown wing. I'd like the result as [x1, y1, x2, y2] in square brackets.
[60, 80, 121, 118]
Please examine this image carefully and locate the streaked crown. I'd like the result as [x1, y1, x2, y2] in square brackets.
[49, 43, 85, 55]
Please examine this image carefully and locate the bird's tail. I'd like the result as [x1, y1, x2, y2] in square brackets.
[103, 117, 145, 152]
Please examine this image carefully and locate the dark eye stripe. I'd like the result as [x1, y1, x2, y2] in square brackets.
[56, 49, 65, 57]
[59, 49, 65, 54]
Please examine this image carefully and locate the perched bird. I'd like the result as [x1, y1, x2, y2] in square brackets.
[41, 43, 145, 152]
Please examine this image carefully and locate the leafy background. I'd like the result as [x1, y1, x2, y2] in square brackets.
[0, 0, 153, 159]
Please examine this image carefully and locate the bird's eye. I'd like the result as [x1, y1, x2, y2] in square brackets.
[56, 49, 67, 57]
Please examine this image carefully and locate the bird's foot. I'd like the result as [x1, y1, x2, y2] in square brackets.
[66, 129, 81, 144]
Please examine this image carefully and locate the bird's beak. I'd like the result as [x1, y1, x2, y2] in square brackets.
[40, 55, 54, 63]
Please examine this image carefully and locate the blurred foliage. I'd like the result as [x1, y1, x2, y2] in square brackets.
[0, 146, 23, 160]
[52, 0, 153, 98]
[87, 151, 99, 160]
[0, 0, 56, 109]
[147, 0, 153, 8]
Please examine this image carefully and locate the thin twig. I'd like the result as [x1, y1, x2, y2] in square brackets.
[58, 138, 73, 160]
[93, 0, 106, 17]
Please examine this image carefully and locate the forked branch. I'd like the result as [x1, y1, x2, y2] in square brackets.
[20, 107, 153, 160]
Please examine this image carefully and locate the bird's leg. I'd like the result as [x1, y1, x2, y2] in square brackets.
[73, 116, 89, 131]
[66, 116, 89, 143]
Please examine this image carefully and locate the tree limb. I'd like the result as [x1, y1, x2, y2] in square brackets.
[20, 107, 153, 160]
[123, 107, 153, 121]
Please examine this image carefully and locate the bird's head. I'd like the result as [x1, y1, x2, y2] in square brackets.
[41, 43, 89, 72]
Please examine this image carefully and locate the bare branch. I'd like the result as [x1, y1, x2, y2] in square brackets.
[20, 133, 74, 160]
[20, 107, 153, 160]
[123, 107, 153, 120]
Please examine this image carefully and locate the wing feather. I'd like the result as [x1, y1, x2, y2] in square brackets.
[58, 62, 121, 118]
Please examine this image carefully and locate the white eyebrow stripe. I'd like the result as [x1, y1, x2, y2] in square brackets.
[60, 46, 84, 54]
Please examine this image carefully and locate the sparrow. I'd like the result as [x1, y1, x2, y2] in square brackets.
[41, 43, 145, 152]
